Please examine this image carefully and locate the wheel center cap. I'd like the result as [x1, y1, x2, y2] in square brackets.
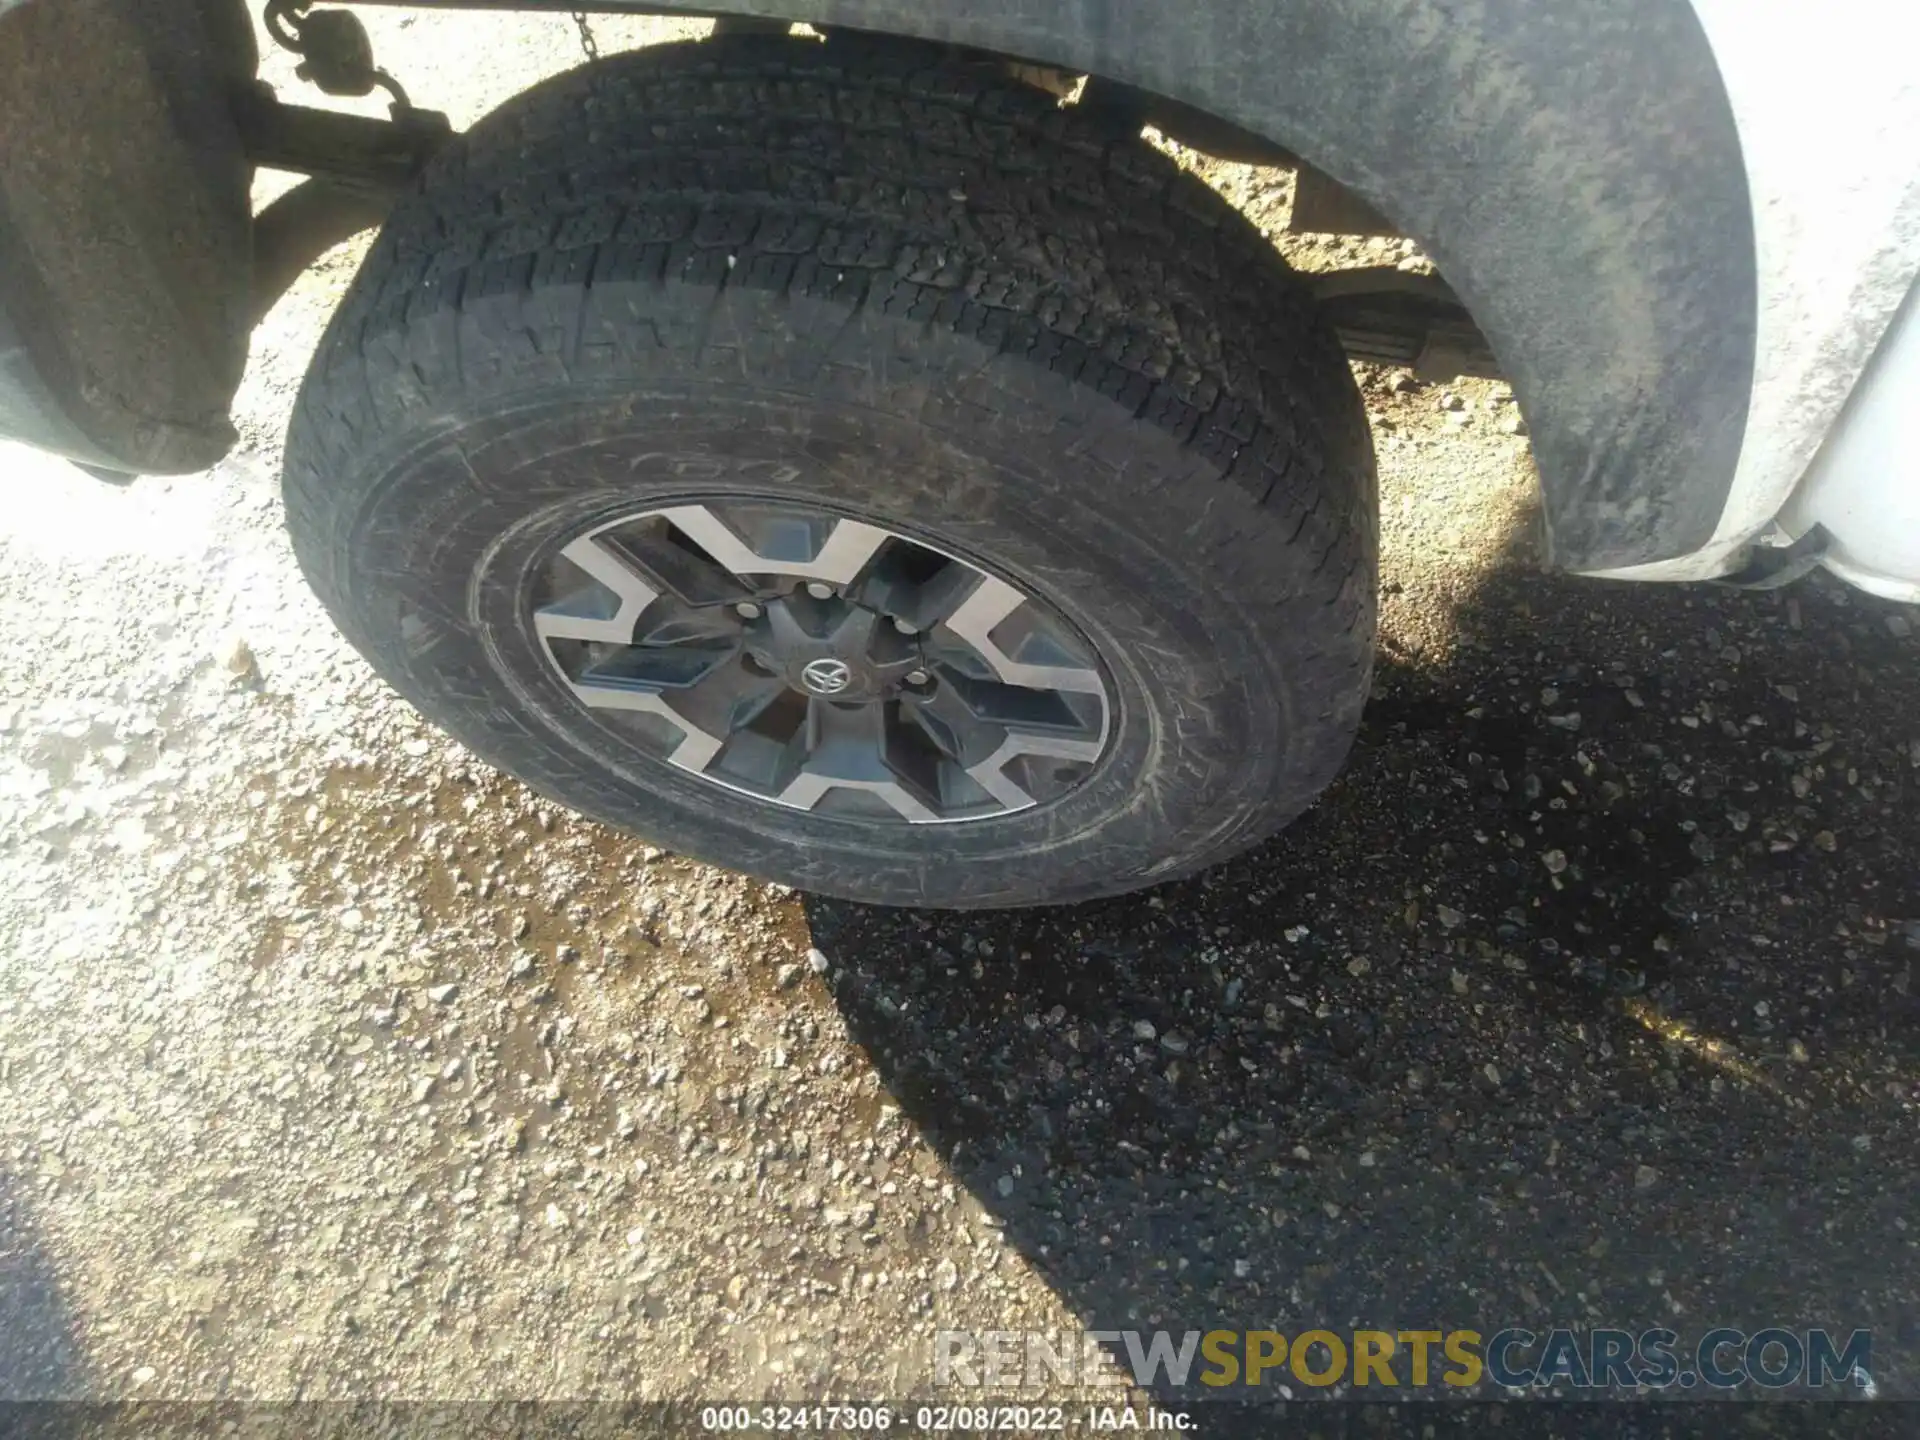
[798, 656, 855, 696]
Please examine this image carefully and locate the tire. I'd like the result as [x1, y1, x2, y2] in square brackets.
[282, 34, 1377, 909]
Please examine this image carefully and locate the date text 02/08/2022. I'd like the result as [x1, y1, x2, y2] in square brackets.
[698, 1403, 1192, 1431]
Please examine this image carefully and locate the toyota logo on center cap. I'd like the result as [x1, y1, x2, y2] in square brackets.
[799, 657, 854, 695]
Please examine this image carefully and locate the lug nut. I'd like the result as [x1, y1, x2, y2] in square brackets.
[805, 581, 835, 600]
[892, 617, 919, 635]
[905, 669, 930, 687]
[734, 601, 763, 619]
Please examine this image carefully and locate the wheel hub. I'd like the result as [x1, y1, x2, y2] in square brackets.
[528, 500, 1113, 824]
[742, 595, 924, 703]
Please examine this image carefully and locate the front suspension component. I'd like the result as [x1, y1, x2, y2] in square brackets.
[263, 0, 413, 111]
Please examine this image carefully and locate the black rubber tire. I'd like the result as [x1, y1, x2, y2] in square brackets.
[282, 35, 1377, 909]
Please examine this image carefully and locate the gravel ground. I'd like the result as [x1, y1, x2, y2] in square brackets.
[1, 11, 1917, 1414]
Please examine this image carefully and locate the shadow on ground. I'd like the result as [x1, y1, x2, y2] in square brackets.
[804, 513, 1920, 1402]
[0, 1168, 85, 1401]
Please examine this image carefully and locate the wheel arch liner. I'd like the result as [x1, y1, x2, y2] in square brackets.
[847, 0, 1759, 570]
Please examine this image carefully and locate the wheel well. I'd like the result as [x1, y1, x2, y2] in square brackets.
[276, 0, 1756, 570]
[244, 22, 1496, 380]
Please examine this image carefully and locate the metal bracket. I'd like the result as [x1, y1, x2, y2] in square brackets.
[1307, 268, 1502, 380]
[1713, 525, 1832, 591]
